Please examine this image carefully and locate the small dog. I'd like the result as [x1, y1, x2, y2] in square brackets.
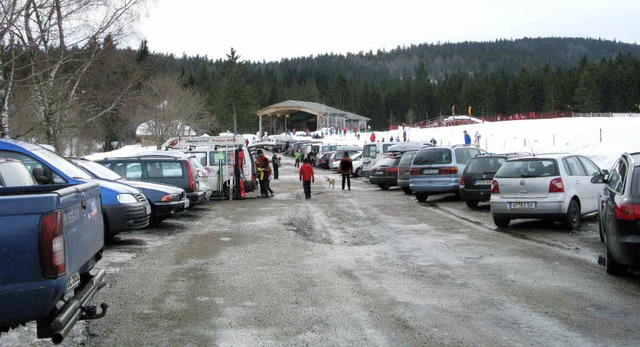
[326, 177, 335, 189]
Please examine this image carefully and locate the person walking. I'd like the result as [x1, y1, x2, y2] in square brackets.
[271, 153, 280, 179]
[473, 131, 481, 147]
[463, 130, 472, 146]
[294, 150, 302, 167]
[299, 158, 315, 199]
[255, 150, 273, 197]
[370, 132, 376, 142]
[338, 151, 353, 190]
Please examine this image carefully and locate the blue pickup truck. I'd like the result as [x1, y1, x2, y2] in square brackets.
[0, 158, 108, 344]
[0, 139, 151, 239]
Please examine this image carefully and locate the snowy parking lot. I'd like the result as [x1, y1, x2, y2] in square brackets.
[4, 151, 640, 346]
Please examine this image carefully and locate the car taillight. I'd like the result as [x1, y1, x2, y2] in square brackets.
[410, 168, 421, 175]
[615, 204, 640, 221]
[549, 177, 565, 193]
[460, 175, 465, 188]
[491, 180, 500, 194]
[185, 160, 195, 192]
[40, 211, 65, 278]
[385, 167, 398, 174]
[439, 166, 458, 175]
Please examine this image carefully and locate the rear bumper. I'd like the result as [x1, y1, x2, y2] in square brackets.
[103, 201, 151, 234]
[151, 198, 189, 219]
[370, 176, 397, 186]
[490, 198, 566, 219]
[410, 177, 458, 193]
[460, 188, 492, 202]
[186, 191, 205, 205]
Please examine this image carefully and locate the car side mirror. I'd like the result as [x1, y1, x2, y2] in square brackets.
[601, 169, 609, 176]
[591, 173, 606, 184]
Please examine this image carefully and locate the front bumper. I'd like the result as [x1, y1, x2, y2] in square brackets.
[186, 191, 205, 205]
[103, 201, 151, 235]
[151, 198, 190, 219]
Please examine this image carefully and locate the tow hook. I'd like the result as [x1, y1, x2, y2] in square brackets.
[81, 303, 108, 320]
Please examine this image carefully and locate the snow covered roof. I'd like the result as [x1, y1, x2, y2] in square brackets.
[256, 100, 370, 121]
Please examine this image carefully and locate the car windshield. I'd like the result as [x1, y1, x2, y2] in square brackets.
[35, 148, 92, 179]
[466, 157, 506, 173]
[413, 148, 452, 165]
[496, 159, 558, 178]
[75, 160, 122, 180]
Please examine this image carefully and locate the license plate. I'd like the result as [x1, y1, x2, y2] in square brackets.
[184, 200, 190, 208]
[424, 169, 439, 174]
[509, 202, 536, 209]
[475, 180, 492, 185]
[145, 205, 151, 215]
[66, 272, 80, 292]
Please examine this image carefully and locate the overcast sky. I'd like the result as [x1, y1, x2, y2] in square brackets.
[130, 0, 640, 62]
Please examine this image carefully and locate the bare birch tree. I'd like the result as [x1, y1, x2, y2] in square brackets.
[0, 0, 24, 138]
[132, 75, 210, 148]
[6, 0, 145, 149]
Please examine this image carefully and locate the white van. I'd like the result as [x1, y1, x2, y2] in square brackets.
[161, 136, 258, 198]
[361, 142, 396, 176]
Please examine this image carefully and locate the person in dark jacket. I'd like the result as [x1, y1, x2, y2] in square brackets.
[338, 151, 353, 190]
[271, 153, 280, 179]
[256, 150, 273, 197]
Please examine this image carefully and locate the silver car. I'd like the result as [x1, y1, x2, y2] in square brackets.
[490, 153, 605, 229]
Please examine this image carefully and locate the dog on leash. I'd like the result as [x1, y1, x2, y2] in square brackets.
[326, 177, 335, 189]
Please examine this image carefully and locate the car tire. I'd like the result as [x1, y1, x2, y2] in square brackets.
[605, 235, 626, 276]
[379, 184, 390, 190]
[564, 199, 581, 230]
[493, 216, 510, 228]
[402, 187, 412, 195]
[415, 193, 428, 202]
[465, 200, 480, 208]
[355, 167, 362, 177]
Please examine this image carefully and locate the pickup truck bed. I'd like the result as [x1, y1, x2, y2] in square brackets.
[0, 182, 107, 343]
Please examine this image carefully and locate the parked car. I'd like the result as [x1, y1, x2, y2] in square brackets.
[594, 152, 640, 275]
[397, 151, 418, 194]
[95, 156, 206, 206]
[459, 153, 527, 207]
[490, 153, 605, 229]
[409, 145, 486, 202]
[72, 158, 190, 224]
[329, 150, 361, 171]
[317, 151, 335, 169]
[369, 156, 401, 189]
[0, 158, 107, 343]
[0, 139, 151, 239]
[330, 151, 364, 177]
[361, 142, 396, 176]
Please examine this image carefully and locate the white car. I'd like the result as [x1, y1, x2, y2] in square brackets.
[490, 153, 605, 229]
[330, 151, 363, 177]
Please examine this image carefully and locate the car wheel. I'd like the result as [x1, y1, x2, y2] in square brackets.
[415, 193, 428, 202]
[379, 184, 390, 190]
[493, 216, 510, 228]
[355, 167, 362, 177]
[564, 199, 581, 230]
[605, 235, 626, 275]
[465, 200, 480, 208]
[402, 187, 412, 194]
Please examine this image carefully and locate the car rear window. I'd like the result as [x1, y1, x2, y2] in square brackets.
[496, 159, 559, 178]
[632, 167, 640, 197]
[413, 148, 452, 165]
[466, 157, 506, 173]
[376, 158, 400, 167]
[399, 152, 417, 165]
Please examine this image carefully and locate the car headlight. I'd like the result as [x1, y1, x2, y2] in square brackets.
[161, 194, 179, 202]
[117, 194, 138, 204]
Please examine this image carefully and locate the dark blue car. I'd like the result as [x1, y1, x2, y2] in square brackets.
[72, 158, 190, 224]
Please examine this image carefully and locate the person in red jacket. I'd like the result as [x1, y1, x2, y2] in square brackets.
[299, 158, 315, 199]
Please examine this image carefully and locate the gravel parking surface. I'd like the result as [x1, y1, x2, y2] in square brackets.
[4, 154, 640, 346]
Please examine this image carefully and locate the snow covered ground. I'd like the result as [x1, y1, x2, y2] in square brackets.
[87, 116, 640, 172]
